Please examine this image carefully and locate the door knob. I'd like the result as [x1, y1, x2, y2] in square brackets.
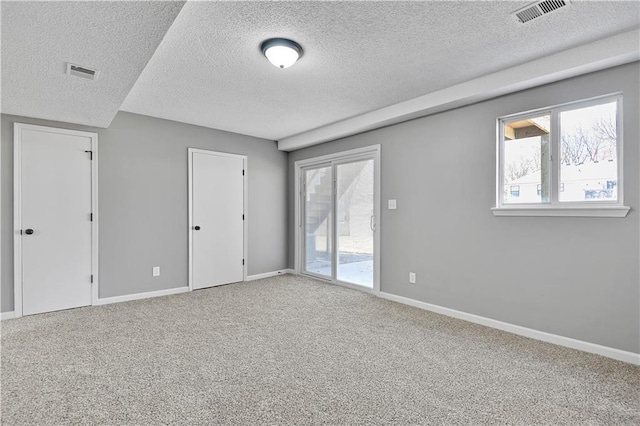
[194, 226, 201, 230]
[25, 229, 34, 235]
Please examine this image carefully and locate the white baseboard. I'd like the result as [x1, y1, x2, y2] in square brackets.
[378, 292, 640, 366]
[1, 311, 16, 320]
[246, 269, 295, 281]
[94, 286, 189, 306]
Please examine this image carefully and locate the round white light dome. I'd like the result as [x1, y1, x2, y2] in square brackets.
[261, 38, 303, 69]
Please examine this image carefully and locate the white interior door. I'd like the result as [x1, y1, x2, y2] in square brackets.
[190, 149, 245, 290]
[16, 124, 94, 316]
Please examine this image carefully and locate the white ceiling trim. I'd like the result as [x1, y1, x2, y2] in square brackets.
[278, 29, 640, 152]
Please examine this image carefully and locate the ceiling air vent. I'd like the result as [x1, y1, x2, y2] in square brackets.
[66, 63, 98, 80]
[513, 0, 569, 24]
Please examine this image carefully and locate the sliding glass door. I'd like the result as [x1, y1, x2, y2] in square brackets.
[336, 159, 374, 287]
[303, 165, 332, 278]
[300, 150, 378, 290]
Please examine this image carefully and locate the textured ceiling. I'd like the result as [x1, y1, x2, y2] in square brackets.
[1, 1, 639, 146]
[1, 1, 184, 127]
[121, 1, 640, 142]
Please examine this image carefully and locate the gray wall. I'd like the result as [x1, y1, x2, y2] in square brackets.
[2, 64, 638, 356]
[288, 62, 640, 354]
[2, 111, 288, 309]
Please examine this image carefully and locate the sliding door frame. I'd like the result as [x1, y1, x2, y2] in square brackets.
[294, 145, 381, 294]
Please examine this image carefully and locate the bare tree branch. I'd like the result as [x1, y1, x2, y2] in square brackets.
[561, 114, 616, 164]
[506, 149, 540, 181]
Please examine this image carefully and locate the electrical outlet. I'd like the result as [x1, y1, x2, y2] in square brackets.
[409, 272, 416, 284]
[152, 266, 160, 277]
[388, 199, 397, 210]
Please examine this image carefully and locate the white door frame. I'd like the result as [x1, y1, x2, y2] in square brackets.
[294, 145, 381, 294]
[13, 123, 99, 318]
[187, 148, 248, 291]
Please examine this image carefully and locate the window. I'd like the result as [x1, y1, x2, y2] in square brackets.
[494, 94, 629, 217]
[501, 112, 551, 204]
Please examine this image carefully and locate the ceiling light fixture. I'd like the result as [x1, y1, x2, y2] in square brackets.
[261, 38, 303, 69]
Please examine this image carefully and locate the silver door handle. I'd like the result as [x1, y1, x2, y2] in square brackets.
[370, 215, 376, 231]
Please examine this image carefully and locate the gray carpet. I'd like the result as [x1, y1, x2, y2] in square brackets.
[1, 274, 639, 425]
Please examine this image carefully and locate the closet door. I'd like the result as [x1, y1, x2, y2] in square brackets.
[16, 123, 94, 315]
[189, 149, 245, 289]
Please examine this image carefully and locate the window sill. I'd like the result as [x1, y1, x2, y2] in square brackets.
[491, 205, 630, 218]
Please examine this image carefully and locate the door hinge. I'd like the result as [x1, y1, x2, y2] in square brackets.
[84, 150, 93, 160]
[242, 259, 245, 265]
[90, 275, 94, 283]
[242, 169, 245, 176]
[242, 214, 245, 220]
[20, 229, 23, 235]
[90, 213, 93, 222]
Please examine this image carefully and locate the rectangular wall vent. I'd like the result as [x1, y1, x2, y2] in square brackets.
[513, 0, 569, 24]
[66, 63, 98, 80]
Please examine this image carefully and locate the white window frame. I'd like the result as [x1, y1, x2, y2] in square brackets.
[492, 93, 629, 217]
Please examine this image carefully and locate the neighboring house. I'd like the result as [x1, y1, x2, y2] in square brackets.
[504, 160, 618, 204]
